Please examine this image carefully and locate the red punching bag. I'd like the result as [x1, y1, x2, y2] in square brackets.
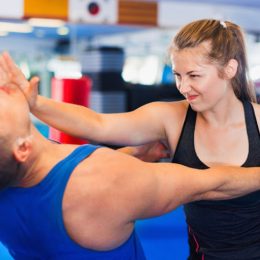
[49, 77, 92, 144]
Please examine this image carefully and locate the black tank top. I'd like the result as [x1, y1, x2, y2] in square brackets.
[172, 101, 260, 260]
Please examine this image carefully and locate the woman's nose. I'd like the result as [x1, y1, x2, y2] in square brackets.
[177, 78, 192, 95]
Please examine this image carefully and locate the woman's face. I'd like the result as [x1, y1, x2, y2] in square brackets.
[171, 43, 232, 112]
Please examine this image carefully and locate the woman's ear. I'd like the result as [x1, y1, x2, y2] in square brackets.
[225, 59, 238, 79]
[13, 136, 32, 163]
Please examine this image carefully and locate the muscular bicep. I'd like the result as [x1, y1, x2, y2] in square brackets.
[97, 150, 205, 222]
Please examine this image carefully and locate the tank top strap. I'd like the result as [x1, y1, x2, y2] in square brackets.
[243, 101, 260, 141]
[172, 106, 206, 168]
[178, 105, 196, 145]
[48, 144, 101, 186]
[242, 101, 260, 166]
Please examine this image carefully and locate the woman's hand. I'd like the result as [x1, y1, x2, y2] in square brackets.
[0, 51, 40, 110]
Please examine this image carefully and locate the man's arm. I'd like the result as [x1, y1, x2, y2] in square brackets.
[66, 147, 260, 249]
[93, 148, 260, 223]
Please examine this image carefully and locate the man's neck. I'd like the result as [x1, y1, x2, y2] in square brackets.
[18, 126, 61, 187]
[19, 126, 79, 188]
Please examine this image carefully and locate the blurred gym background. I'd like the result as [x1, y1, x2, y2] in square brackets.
[0, 0, 260, 259]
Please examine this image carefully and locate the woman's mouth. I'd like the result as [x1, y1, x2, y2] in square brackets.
[187, 95, 198, 102]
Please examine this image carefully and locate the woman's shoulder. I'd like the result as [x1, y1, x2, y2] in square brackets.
[148, 99, 188, 113]
[136, 99, 189, 121]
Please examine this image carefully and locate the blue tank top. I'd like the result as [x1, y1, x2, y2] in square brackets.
[172, 101, 260, 259]
[0, 144, 146, 260]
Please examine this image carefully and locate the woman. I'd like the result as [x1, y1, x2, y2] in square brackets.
[1, 19, 260, 259]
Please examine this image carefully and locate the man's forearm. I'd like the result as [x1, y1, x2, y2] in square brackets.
[201, 166, 260, 200]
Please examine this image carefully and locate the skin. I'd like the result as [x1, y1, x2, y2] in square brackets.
[0, 75, 260, 253]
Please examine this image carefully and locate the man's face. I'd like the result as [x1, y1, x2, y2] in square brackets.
[0, 85, 30, 143]
[0, 85, 31, 189]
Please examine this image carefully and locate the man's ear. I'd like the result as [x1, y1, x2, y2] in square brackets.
[225, 59, 238, 79]
[13, 136, 32, 163]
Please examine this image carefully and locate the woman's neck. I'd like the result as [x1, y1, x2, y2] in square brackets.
[198, 94, 244, 127]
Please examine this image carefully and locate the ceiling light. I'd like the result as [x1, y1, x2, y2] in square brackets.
[0, 22, 32, 33]
[57, 26, 69, 36]
[27, 18, 65, 28]
[0, 31, 9, 37]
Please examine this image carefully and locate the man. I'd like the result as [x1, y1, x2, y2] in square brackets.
[0, 58, 260, 259]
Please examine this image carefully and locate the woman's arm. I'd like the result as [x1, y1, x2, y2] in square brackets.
[0, 52, 169, 147]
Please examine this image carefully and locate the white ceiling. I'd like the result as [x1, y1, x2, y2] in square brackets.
[1, 0, 260, 40]
[161, 0, 260, 8]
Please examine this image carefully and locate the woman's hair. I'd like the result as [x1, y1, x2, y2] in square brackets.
[171, 19, 256, 102]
